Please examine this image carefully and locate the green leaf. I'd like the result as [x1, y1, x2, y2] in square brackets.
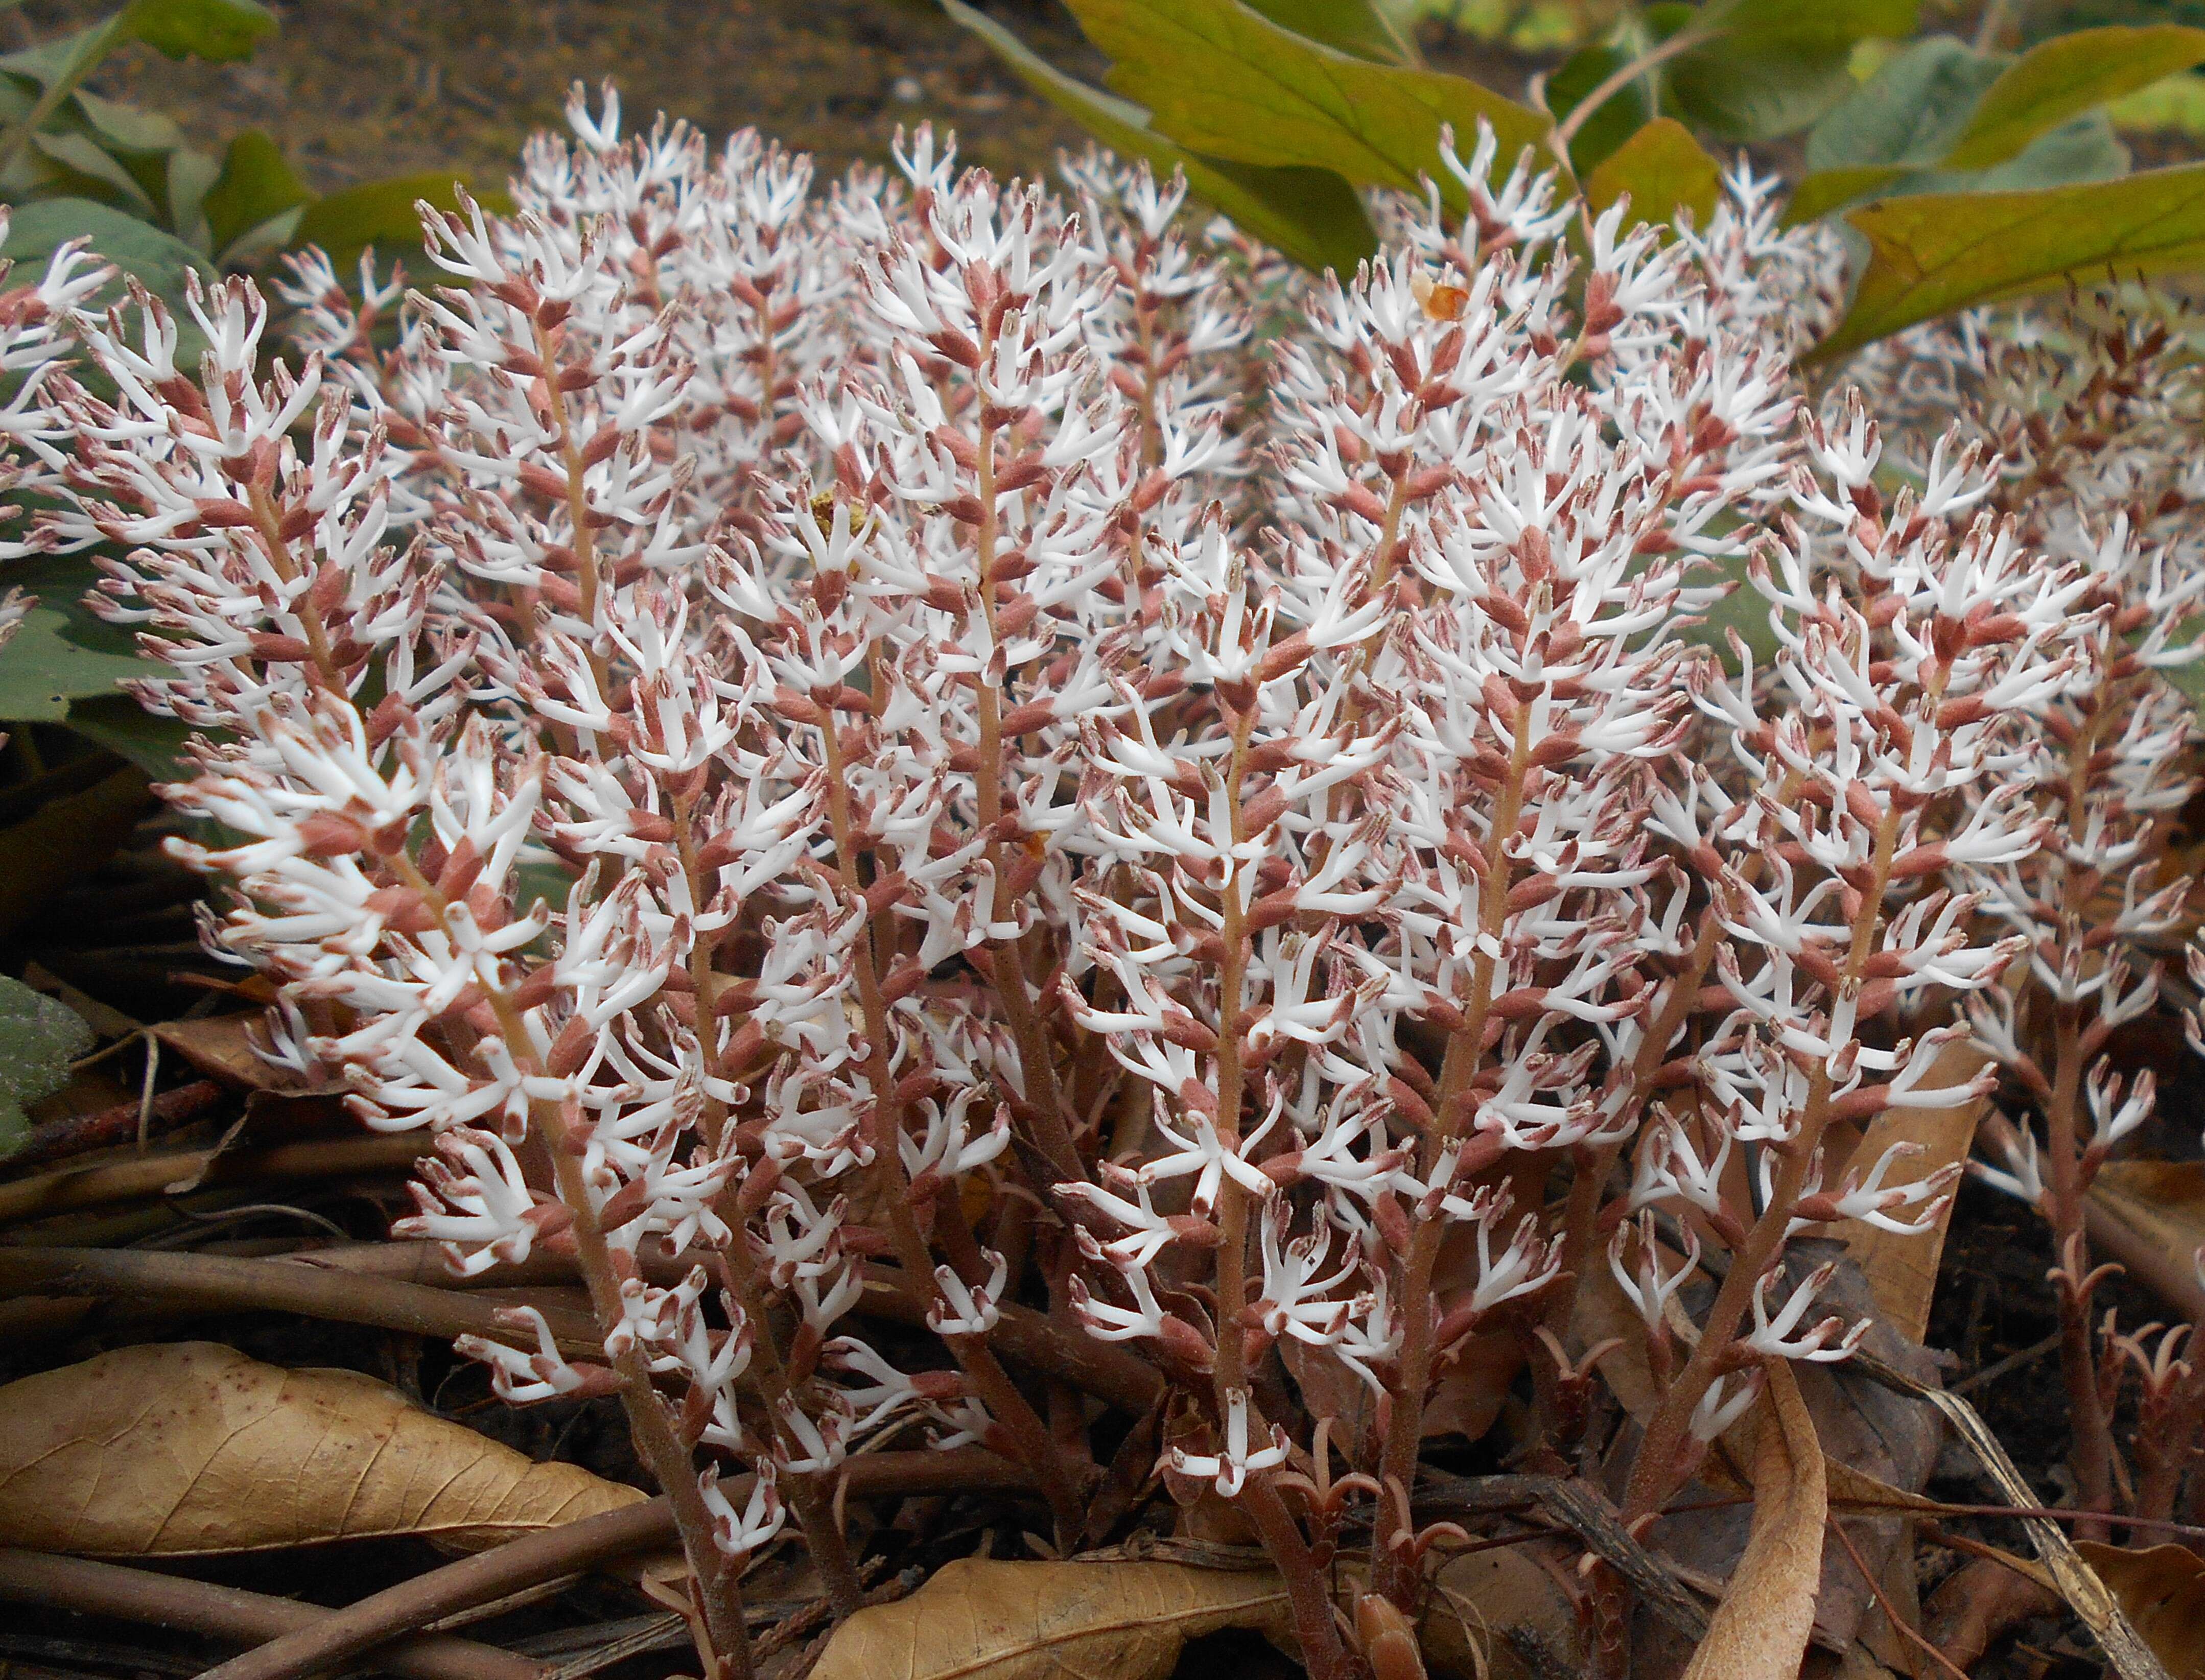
[1808, 162, 2205, 364]
[1785, 163, 1906, 224]
[1805, 36, 2008, 171]
[30, 128, 157, 216]
[1945, 24, 2205, 170]
[1061, 0, 1555, 212]
[1545, 44, 1651, 176]
[1584, 117, 1721, 229]
[1956, 111, 2128, 191]
[168, 145, 222, 249]
[202, 129, 309, 257]
[0, 604, 161, 722]
[1667, 0, 1920, 142]
[2106, 70, 2205, 137]
[1, 195, 210, 305]
[941, 0, 1377, 272]
[1241, 0, 1419, 66]
[119, 0, 275, 64]
[71, 89, 183, 155]
[0, 971, 95, 1151]
[293, 171, 510, 265]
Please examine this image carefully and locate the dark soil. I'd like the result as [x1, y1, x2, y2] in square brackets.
[21, 0, 1113, 196]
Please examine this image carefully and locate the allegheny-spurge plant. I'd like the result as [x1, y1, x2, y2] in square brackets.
[23, 86, 2205, 1680]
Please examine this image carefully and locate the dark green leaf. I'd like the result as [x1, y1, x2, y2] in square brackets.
[1544, 44, 1650, 176]
[293, 171, 510, 264]
[1240, 0, 1418, 66]
[60, 693, 193, 777]
[1946, 23, 2205, 170]
[1673, 550, 1778, 669]
[29, 128, 156, 215]
[202, 129, 310, 257]
[1956, 110, 2128, 191]
[1061, 0, 1555, 211]
[0, 23, 128, 91]
[1809, 162, 2205, 363]
[120, 0, 275, 63]
[1668, 0, 1920, 141]
[167, 145, 222, 248]
[1805, 36, 2008, 171]
[942, 0, 1377, 272]
[1584, 116, 1721, 230]
[71, 89, 183, 155]
[0, 603, 159, 722]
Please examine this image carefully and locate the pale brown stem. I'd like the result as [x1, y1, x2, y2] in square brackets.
[246, 484, 345, 694]
[1622, 803, 1905, 1523]
[816, 716, 1086, 1542]
[1371, 705, 1533, 1605]
[708, 1237, 865, 1617]
[532, 1086, 756, 1680]
[531, 317, 604, 637]
[970, 406, 1082, 1179]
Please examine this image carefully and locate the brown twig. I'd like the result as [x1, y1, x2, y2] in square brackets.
[0, 1549, 547, 1680]
[191, 1450, 1029, 1680]
[0, 1247, 603, 1355]
[4, 1080, 224, 1170]
[0, 1133, 421, 1225]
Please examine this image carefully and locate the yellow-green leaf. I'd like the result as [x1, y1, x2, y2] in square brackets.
[1945, 25, 2205, 171]
[1240, 0, 1417, 67]
[1062, 0, 1554, 213]
[1809, 163, 2205, 364]
[942, 0, 1376, 273]
[1784, 163, 1906, 225]
[1585, 117, 1720, 231]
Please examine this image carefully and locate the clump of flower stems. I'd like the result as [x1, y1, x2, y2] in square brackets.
[27, 88, 2205, 1680]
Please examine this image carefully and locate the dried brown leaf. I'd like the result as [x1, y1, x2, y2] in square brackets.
[1681, 1359, 1826, 1680]
[2086, 1161, 2205, 1323]
[1840, 1040, 1991, 1343]
[2075, 1544, 2205, 1680]
[807, 1557, 1294, 1680]
[1422, 1546, 1583, 1680]
[0, 1342, 642, 1555]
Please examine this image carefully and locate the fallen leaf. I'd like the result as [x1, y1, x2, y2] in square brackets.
[1681, 1359, 1826, 1680]
[2075, 1544, 2205, 1680]
[1423, 1546, 1583, 1680]
[0, 1342, 642, 1555]
[153, 1013, 313, 1093]
[807, 1557, 1294, 1680]
[1841, 1040, 1991, 1343]
[2086, 1160, 2205, 1323]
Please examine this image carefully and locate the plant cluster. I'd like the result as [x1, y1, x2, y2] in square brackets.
[8, 84, 2205, 1680]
